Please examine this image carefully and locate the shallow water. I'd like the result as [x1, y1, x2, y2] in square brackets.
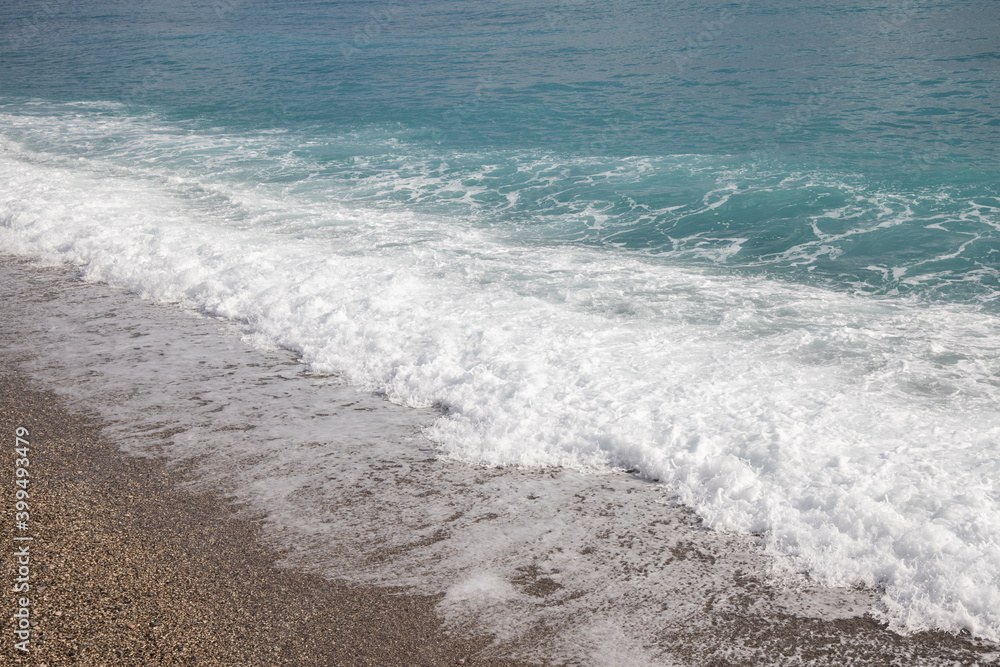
[12, 256, 999, 666]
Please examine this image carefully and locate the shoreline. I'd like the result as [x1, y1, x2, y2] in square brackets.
[2, 254, 1000, 666]
[0, 371, 545, 666]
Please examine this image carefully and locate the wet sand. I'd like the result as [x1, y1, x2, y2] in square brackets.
[0, 374, 544, 666]
[2, 255, 1000, 666]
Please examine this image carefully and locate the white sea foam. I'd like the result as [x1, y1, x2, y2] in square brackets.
[5, 256, 893, 667]
[2, 110, 1000, 643]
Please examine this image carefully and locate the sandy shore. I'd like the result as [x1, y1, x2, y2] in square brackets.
[3, 255, 1000, 666]
[0, 372, 544, 666]
[5, 375, 1000, 667]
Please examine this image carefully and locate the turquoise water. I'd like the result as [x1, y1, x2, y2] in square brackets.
[3, 0, 1000, 303]
[4, 0, 1000, 641]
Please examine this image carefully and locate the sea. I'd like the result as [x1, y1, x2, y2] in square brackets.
[2, 0, 1000, 662]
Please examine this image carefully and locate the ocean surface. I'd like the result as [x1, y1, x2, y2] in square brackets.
[2, 0, 1000, 647]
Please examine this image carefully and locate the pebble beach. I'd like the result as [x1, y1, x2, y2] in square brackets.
[2, 257, 1000, 665]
